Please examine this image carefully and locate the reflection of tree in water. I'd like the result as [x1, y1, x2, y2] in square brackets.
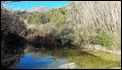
[1, 55, 21, 69]
[1, 51, 24, 69]
[1, 33, 26, 69]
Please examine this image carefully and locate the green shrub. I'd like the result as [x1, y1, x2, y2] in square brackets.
[58, 7, 67, 15]
[39, 13, 50, 24]
[56, 16, 66, 26]
[56, 24, 73, 38]
[72, 32, 85, 47]
[96, 32, 113, 47]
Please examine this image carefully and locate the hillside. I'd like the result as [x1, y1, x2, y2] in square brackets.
[21, 1, 121, 52]
[28, 6, 50, 13]
[1, 1, 121, 69]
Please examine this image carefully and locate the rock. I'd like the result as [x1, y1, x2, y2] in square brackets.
[58, 63, 79, 69]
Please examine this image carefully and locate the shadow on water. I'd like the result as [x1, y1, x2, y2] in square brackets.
[1, 33, 68, 69]
[1, 33, 26, 69]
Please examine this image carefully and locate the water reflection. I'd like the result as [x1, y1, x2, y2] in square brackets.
[15, 53, 68, 69]
[1, 45, 25, 69]
[1, 54, 24, 69]
[1, 51, 68, 69]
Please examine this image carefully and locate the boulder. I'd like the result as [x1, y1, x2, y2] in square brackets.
[58, 63, 79, 69]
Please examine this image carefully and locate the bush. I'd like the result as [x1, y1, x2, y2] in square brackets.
[89, 32, 113, 48]
[72, 32, 85, 47]
[96, 32, 113, 47]
[53, 24, 74, 48]
[39, 13, 50, 24]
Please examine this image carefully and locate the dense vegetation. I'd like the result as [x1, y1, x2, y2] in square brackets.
[66, 1, 121, 50]
[20, 1, 121, 51]
[1, 5, 27, 68]
[1, 1, 121, 69]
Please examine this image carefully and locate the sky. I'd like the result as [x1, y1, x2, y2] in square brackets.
[3, 1, 70, 11]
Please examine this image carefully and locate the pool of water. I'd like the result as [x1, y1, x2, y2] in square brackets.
[15, 53, 68, 69]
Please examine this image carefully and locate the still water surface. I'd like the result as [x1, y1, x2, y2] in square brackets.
[15, 53, 68, 69]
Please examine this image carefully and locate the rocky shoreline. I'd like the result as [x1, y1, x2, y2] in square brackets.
[84, 44, 121, 55]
